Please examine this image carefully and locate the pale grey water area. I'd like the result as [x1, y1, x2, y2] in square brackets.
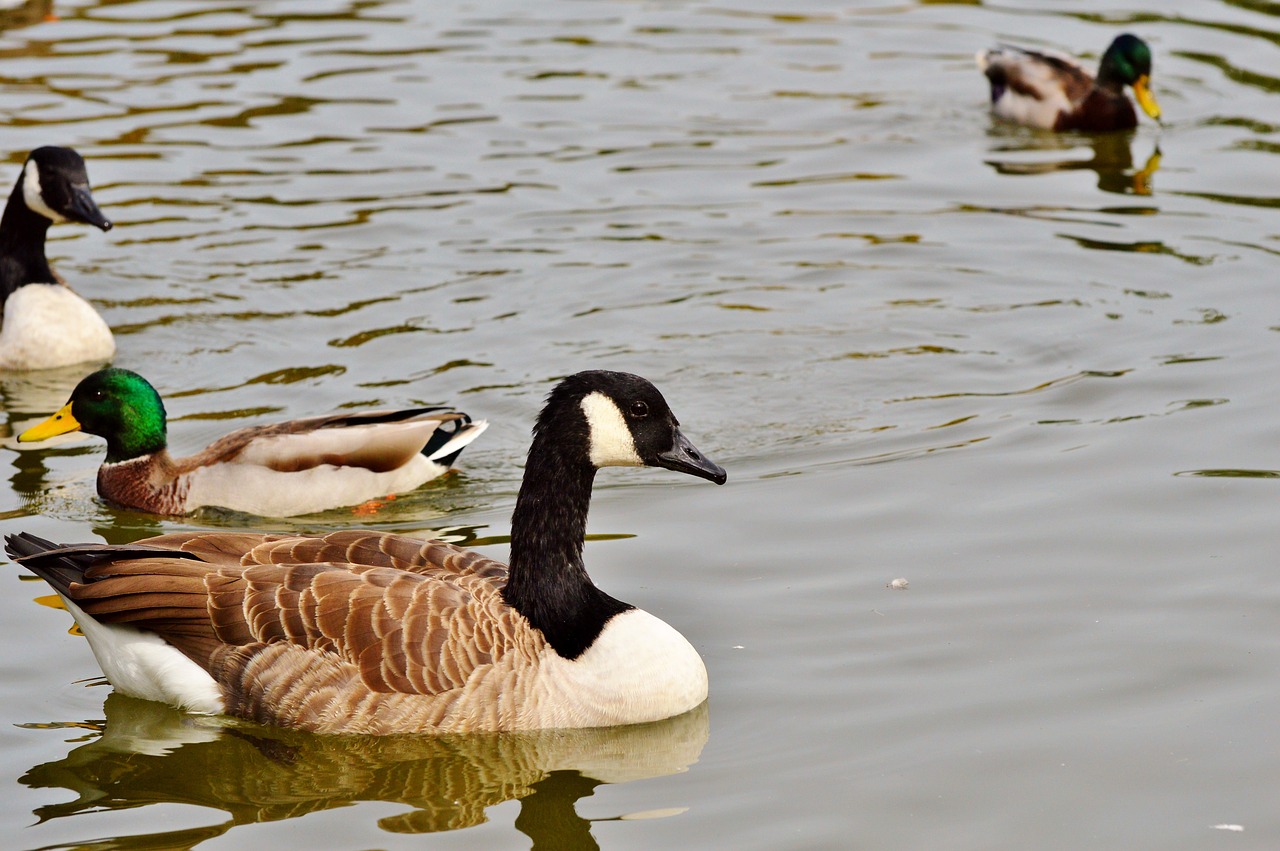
[0, 0, 1274, 848]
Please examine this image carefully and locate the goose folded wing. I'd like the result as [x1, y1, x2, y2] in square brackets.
[137, 530, 508, 581]
[65, 554, 521, 697]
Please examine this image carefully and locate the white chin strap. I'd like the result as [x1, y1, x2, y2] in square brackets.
[581, 392, 643, 467]
[23, 161, 66, 223]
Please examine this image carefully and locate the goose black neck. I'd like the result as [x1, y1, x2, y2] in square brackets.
[504, 433, 633, 660]
[0, 180, 55, 303]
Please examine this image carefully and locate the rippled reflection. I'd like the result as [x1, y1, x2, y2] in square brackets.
[20, 694, 708, 849]
[983, 131, 1163, 195]
[0, 0, 52, 31]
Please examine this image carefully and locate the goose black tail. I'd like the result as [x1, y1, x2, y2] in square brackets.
[5, 533, 203, 593]
[5, 532, 89, 594]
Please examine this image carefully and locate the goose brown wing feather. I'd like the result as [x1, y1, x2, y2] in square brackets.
[134, 532, 292, 565]
[239, 531, 508, 581]
[39, 532, 544, 731]
[59, 546, 526, 698]
[134, 530, 508, 582]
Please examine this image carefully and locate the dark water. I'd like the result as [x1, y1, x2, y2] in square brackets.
[0, 0, 1276, 848]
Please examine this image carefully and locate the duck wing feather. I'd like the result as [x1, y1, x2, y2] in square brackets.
[985, 45, 1096, 105]
[179, 408, 471, 475]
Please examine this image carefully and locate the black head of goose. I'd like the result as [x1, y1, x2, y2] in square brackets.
[0, 146, 114, 370]
[6, 370, 727, 734]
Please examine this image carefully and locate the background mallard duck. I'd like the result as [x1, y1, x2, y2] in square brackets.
[977, 33, 1161, 132]
[18, 367, 487, 517]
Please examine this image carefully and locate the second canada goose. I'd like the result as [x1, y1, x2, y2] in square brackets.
[18, 367, 488, 517]
[8, 370, 727, 733]
[977, 34, 1161, 132]
[0, 146, 114, 370]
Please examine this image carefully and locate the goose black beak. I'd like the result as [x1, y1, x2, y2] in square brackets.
[655, 429, 726, 485]
[65, 186, 112, 231]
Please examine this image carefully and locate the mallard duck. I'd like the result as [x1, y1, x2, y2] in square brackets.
[0, 147, 114, 370]
[977, 34, 1161, 132]
[18, 367, 488, 517]
[7, 370, 727, 734]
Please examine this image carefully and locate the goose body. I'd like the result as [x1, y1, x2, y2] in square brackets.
[0, 147, 114, 370]
[977, 34, 1161, 132]
[18, 368, 487, 517]
[8, 371, 727, 733]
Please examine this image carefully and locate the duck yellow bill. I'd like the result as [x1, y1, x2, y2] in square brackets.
[1133, 75, 1161, 122]
[19, 403, 82, 442]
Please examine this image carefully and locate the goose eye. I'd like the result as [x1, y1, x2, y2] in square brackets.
[629, 401, 649, 419]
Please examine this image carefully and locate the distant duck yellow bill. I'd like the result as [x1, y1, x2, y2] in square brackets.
[1133, 75, 1161, 121]
[19, 403, 81, 442]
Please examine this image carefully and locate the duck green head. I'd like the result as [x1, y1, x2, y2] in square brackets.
[20, 368, 168, 463]
[1099, 33, 1160, 121]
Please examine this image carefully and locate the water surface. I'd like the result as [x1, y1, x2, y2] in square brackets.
[0, 0, 1277, 848]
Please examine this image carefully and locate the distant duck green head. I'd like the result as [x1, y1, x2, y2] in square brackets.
[20, 368, 168, 463]
[1099, 33, 1160, 121]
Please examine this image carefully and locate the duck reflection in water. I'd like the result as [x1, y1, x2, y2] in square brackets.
[0, 0, 54, 30]
[0, 365, 105, 514]
[19, 693, 709, 850]
[983, 131, 1161, 196]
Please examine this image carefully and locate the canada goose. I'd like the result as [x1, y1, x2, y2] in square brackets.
[7, 370, 727, 733]
[17, 367, 487, 517]
[977, 34, 1161, 132]
[0, 146, 114, 370]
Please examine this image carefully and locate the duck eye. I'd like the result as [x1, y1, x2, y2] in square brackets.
[90, 390, 104, 400]
[629, 401, 649, 419]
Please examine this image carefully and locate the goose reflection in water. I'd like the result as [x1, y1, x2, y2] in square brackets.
[983, 131, 1162, 196]
[19, 693, 708, 849]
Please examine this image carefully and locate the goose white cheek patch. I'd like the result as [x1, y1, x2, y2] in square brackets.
[23, 162, 65, 223]
[581, 392, 642, 467]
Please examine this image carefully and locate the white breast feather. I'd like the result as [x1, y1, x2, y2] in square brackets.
[581, 392, 642, 467]
[534, 609, 708, 727]
[55, 594, 224, 715]
[183, 453, 447, 516]
[0, 284, 115, 369]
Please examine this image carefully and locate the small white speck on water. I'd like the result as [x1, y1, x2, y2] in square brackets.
[733, 645, 744, 649]
[888, 578, 909, 590]
[1212, 824, 1244, 832]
